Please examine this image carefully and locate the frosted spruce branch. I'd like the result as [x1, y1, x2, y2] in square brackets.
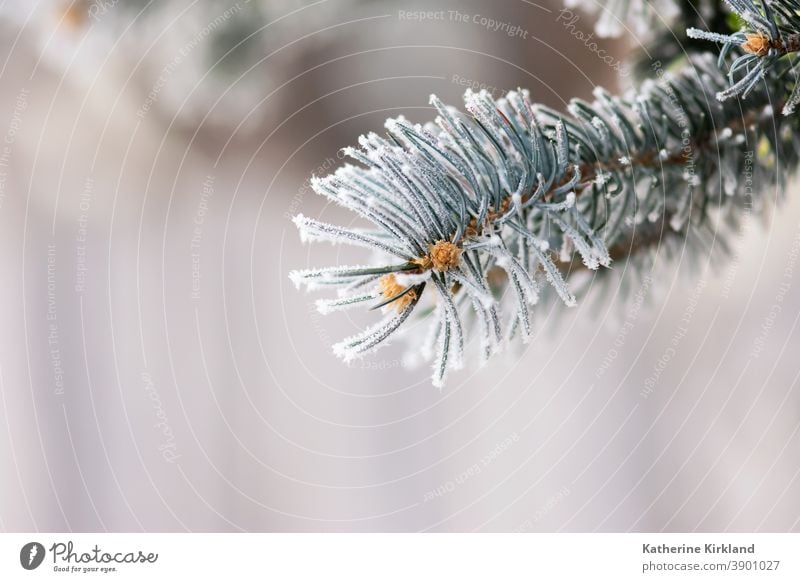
[289, 53, 797, 388]
[688, 0, 800, 113]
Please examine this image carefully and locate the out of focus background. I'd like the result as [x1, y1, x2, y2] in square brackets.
[0, 0, 798, 532]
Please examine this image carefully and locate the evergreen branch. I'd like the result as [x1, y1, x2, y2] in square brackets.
[688, 0, 800, 113]
[289, 51, 797, 387]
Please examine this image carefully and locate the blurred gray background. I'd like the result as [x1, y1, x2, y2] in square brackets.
[0, 0, 798, 532]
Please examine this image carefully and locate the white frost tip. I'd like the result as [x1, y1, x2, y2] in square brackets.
[357, 133, 373, 148]
[310, 175, 326, 191]
[332, 342, 346, 358]
[292, 214, 310, 243]
[288, 271, 304, 289]
[619, 156, 632, 166]
[566, 192, 576, 207]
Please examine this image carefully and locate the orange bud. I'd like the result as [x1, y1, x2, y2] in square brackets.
[742, 33, 771, 57]
[378, 274, 417, 311]
[428, 240, 462, 272]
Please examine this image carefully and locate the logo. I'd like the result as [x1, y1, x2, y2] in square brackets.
[20, 542, 45, 570]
